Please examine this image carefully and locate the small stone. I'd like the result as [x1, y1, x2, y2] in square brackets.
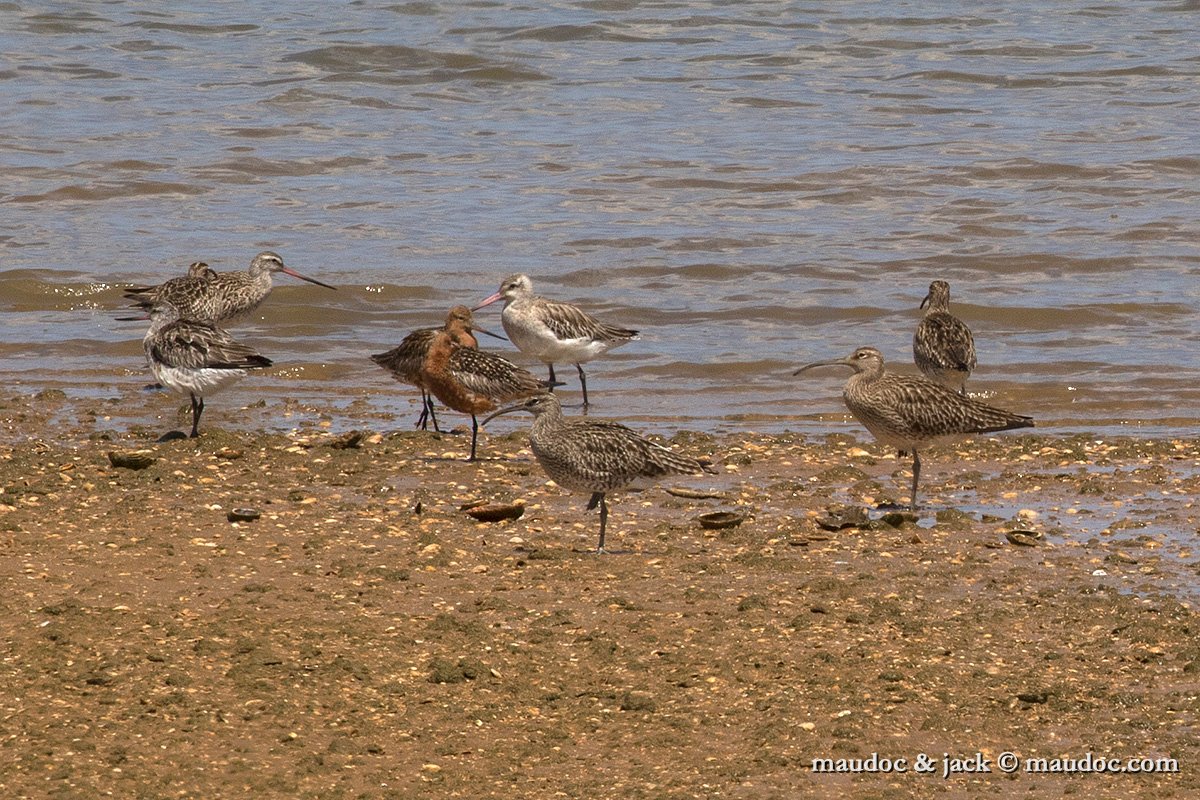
[879, 511, 918, 528]
[696, 511, 747, 530]
[816, 504, 869, 531]
[327, 430, 366, 449]
[619, 690, 656, 712]
[463, 501, 525, 523]
[1005, 530, 1042, 547]
[227, 508, 261, 523]
[107, 450, 157, 470]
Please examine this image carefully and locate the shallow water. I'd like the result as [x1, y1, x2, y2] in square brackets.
[3, 2, 1199, 437]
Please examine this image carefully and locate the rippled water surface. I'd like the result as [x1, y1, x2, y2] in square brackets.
[3, 2, 1199, 437]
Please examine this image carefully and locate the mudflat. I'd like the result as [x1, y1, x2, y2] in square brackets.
[1, 392, 1196, 798]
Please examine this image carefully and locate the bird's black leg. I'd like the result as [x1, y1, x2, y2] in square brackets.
[909, 450, 921, 511]
[415, 389, 430, 430]
[547, 363, 557, 393]
[189, 395, 204, 438]
[576, 363, 589, 413]
[427, 393, 441, 433]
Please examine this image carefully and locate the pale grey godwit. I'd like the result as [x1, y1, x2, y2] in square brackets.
[483, 392, 716, 552]
[370, 306, 505, 432]
[473, 273, 638, 411]
[795, 346, 1032, 511]
[124, 251, 335, 323]
[913, 280, 976, 396]
[143, 303, 273, 440]
[420, 307, 544, 461]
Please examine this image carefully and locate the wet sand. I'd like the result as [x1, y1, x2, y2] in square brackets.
[0, 391, 1197, 798]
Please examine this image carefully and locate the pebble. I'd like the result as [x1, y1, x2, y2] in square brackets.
[107, 450, 156, 470]
[227, 508, 262, 523]
[696, 511, 747, 530]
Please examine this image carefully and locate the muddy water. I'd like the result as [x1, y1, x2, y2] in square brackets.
[2, 2, 1199, 437]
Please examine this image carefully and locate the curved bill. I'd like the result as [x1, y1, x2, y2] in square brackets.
[280, 266, 337, 290]
[472, 291, 503, 311]
[480, 403, 528, 427]
[793, 357, 852, 377]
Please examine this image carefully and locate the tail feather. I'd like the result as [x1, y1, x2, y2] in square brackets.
[645, 444, 712, 478]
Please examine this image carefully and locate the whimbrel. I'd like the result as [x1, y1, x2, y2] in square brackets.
[483, 392, 716, 552]
[795, 346, 1032, 510]
[473, 273, 638, 411]
[913, 280, 976, 395]
[125, 251, 336, 323]
[370, 306, 505, 432]
[420, 307, 544, 461]
[143, 303, 273, 440]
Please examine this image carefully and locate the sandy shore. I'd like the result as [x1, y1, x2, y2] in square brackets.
[0, 390, 1197, 798]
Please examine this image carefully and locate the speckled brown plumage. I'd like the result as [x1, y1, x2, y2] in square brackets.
[484, 392, 715, 551]
[913, 280, 976, 395]
[125, 251, 335, 323]
[420, 308, 543, 461]
[370, 306, 481, 432]
[186, 261, 218, 280]
[796, 346, 1032, 510]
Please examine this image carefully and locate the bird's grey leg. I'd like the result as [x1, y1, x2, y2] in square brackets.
[576, 364, 589, 413]
[593, 493, 609, 553]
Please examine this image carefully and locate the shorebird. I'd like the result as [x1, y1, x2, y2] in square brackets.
[795, 346, 1033, 511]
[483, 392, 716, 552]
[913, 280, 976, 395]
[124, 251, 336, 323]
[185, 261, 218, 280]
[420, 307, 544, 461]
[143, 303, 273, 440]
[473, 273, 638, 411]
[370, 306, 505, 432]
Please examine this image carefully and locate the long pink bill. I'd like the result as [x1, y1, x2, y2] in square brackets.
[471, 291, 503, 311]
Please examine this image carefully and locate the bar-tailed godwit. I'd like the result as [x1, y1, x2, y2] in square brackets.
[484, 392, 716, 552]
[143, 303, 273, 440]
[420, 307, 543, 461]
[370, 305, 503, 432]
[473, 273, 638, 411]
[913, 280, 977, 396]
[795, 346, 1032, 510]
[125, 251, 335, 323]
